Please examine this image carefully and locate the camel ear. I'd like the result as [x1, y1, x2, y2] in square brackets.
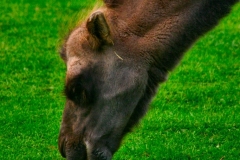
[87, 11, 113, 50]
[104, 0, 124, 7]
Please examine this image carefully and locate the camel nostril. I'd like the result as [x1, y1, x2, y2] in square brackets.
[58, 136, 66, 158]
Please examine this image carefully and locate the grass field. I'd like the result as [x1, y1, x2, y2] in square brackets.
[0, 0, 239, 159]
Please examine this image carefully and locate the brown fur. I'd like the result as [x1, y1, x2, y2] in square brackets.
[58, 0, 238, 159]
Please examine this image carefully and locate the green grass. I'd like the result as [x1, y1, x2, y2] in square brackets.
[0, 0, 239, 159]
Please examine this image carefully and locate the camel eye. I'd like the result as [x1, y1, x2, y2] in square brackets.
[64, 77, 87, 104]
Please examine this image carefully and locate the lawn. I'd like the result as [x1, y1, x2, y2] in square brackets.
[0, 0, 239, 159]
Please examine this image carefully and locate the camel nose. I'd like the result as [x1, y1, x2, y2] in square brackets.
[58, 133, 87, 160]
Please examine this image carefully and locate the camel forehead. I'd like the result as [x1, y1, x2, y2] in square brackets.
[66, 27, 88, 54]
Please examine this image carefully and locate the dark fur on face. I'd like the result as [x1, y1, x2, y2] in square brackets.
[64, 73, 96, 105]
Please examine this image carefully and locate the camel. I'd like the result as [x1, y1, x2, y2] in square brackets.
[58, 0, 238, 159]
